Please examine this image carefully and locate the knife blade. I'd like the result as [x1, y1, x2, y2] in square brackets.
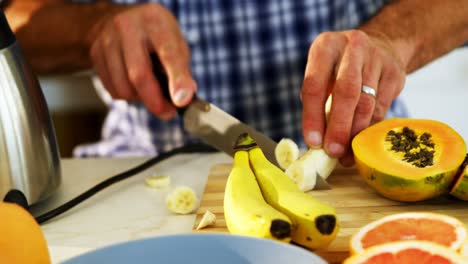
[182, 96, 279, 165]
[150, 54, 330, 189]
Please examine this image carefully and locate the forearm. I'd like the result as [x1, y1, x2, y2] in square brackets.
[360, 0, 468, 73]
[4, 1, 126, 74]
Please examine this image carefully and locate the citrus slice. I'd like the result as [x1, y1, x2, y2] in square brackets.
[344, 240, 468, 264]
[350, 212, 467, 254]
[460, 240, 468, 257]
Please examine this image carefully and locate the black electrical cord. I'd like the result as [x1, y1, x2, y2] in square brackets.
[34, 143, 218, 225]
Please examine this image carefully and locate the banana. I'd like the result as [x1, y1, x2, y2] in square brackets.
[145, 175, 171, 188]
[196, 210, 217, 230]
[285, 148, 338, 191]
[224, 147, 292, 243]
[325, 94, 332, 121]
[279, 95, 334, 191]
[165, 186, 199, 215]
[237, 133, 339, 249]
[275, 138, 300, 170]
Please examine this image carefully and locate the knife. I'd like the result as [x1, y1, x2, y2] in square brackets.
[151, 54, 330, 189]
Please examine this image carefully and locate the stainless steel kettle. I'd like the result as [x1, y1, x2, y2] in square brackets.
[0, 10, 61, 206]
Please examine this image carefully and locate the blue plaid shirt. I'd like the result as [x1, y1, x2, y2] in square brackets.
[74, 0, 408, 157]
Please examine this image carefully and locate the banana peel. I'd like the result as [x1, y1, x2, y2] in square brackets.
[222, 132, 338, 249]
[240, 133, 339, 249]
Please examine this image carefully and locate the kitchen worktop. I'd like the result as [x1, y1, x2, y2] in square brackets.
[33, 150, 468, 263]
[31, 152, 232, 263]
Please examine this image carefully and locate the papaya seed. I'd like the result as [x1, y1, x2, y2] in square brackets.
[386, 127, 435, 168]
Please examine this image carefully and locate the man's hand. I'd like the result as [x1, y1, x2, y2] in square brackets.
[301, 1, 468, 167]
[301, 30, 406, 166]
[5, 1, 197, 119]
[89, 3, 197, 120]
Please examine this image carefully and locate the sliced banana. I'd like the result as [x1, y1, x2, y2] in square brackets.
[285, 148, 337, 192]
[275, 138, 300, 170]
[285, 159, 317, 191]
[165, 186, 199, 215]
[325, 95, 332, 121]
[145, 175, 171, 188]
[196, 210, 217, 230]
[306, 148, 338, 180]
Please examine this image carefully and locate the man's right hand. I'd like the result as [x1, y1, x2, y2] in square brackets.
[89, 3, 197, 120]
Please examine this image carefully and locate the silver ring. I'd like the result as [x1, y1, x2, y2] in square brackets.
[361, 85, 377, 97]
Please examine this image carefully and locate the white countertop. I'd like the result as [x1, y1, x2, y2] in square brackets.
[30, 152, 232, 263]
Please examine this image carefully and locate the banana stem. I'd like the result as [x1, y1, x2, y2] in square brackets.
[234, 133, 258, 151]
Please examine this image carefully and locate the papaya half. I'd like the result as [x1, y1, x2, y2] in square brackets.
[352, 118, 466, 202]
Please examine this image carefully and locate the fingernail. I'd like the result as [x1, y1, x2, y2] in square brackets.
[327, 143, 344, 156]
[307, 131, 322, 146]
[174, 89, 189, 105]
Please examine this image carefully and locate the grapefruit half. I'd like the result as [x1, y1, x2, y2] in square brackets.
[460, 241, 468, 257]
[350, 212, 467, 254]
[344, 240, 468, 264]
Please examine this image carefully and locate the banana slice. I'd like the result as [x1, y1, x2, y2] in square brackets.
[325, 95, 332, 121]
[145, 175, 171, 188]
[165, 186, 199, 215]
[285, 160, 317, 191]
[275, 138, 300, 170]
[196, 210, 217, 230]
[285, 148, 337, 191]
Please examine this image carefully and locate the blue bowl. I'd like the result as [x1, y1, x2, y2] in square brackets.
[62, 233, 327, 264]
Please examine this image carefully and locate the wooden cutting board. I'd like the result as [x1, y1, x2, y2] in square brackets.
[193, 163, 468, 263]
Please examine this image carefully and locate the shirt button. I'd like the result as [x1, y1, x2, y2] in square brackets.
[185, 29, 200, 43]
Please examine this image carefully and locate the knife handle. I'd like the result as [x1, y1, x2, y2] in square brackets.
[150, 53, 187, 116]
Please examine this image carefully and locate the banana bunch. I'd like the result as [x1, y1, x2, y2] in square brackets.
[224, 149, 292, 242]
[223, 133, 339, 250]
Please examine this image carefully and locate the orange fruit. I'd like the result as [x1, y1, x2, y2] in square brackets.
[344, 240, 468, 264]
[0, 202, 51, 263]
[350, 212, 467, 254]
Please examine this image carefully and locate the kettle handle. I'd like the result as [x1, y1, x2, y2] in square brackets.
[0, 9, 15, 49]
